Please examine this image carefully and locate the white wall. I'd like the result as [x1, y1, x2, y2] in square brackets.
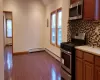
[62, 0, 70, 42]
[44, 0, 70, 57]
[0, 0, 4, 79]
[3, 0, 69, 57]
[4, 12, 12, 45]
[3, 0, 46, 53]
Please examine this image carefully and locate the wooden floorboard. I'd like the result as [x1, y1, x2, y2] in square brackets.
[4, 46, 62, 80]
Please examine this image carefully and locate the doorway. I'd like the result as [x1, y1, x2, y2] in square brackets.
[3, 11, 13, 53]
[3, 11, 13, 80]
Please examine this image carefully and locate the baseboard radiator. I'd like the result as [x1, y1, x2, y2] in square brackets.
[28, 48, 45, 53]
[25, 48, 61, 62]
[45, 48, 61, 62]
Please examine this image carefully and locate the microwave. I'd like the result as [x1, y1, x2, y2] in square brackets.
[69, 1, 83, 20]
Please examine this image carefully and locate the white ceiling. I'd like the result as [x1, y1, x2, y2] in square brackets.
[42, 0, 54, 6]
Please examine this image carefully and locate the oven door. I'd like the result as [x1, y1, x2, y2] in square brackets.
[61, 49, 72, 74]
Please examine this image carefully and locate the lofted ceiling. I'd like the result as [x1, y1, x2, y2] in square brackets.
[42, 0, 54, 6]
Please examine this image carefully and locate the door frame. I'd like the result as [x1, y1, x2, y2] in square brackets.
[3, 11, 14, 54]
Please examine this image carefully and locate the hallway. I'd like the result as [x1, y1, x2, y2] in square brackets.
[4, 46, 61, 80]
[4, 46, 13, 80]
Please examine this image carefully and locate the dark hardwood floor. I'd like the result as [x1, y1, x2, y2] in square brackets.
[4, 46, 62, 80]
[4, 46, 13, 80]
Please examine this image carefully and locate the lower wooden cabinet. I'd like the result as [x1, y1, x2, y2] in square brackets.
[95, 66, 100, 80]
[76, 58, 83, 80]
[84, 62, 94, 80]
[76, 49, 100, 80]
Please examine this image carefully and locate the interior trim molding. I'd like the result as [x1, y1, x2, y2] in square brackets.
[13, 51, 28, 55]
[45, 48, 61, 62]
[13, 48, 45, 55]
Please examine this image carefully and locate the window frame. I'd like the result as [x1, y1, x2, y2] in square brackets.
[56, 8, 62, 47]
[50, 10, 57, 46]
[6, 19, 12, 38]
[50, 8, 62, 47]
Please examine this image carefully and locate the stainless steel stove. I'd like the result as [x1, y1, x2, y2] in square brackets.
[60, 33, 86, 80]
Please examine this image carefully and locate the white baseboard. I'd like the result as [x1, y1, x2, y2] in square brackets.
[45, 48, 61, 62]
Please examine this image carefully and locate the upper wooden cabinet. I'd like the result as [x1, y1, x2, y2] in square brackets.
[84, 0, 100, 20]
[70, 0, 100, 20]
[71, 0, 79, 4]
[83, 0, 100, 20]
[83, 0, 95, 20]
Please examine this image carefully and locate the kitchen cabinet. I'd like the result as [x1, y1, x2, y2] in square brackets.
[76, 50, 94, 80]
[71, 0, 79, 4]
[75, 49, 100, 80]
[95, 66, 100, 80]
[83, 0, 100, 20]
[70, 0, 100, 20]
[83, 62, 94, 80]
[95, 56, 100, 80]
[76, 57, 83, 80]
[83, 0, 95, 20]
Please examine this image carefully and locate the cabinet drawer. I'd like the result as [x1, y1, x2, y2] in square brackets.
[76, 50, 83, 59]
[95, 56, 100, 67]
[84, 52, 94, 63]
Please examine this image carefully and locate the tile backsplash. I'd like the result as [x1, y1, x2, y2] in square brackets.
[67, 20, 100, 47]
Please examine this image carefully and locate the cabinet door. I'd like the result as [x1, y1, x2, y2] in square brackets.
[76, 58, 83, 80]
[95, 66, 100, 80]
[99, 0, 100, 20]
[71, 0, 79, 4]
[84, 0, 95, 20]
[84, 62, 94, 80]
